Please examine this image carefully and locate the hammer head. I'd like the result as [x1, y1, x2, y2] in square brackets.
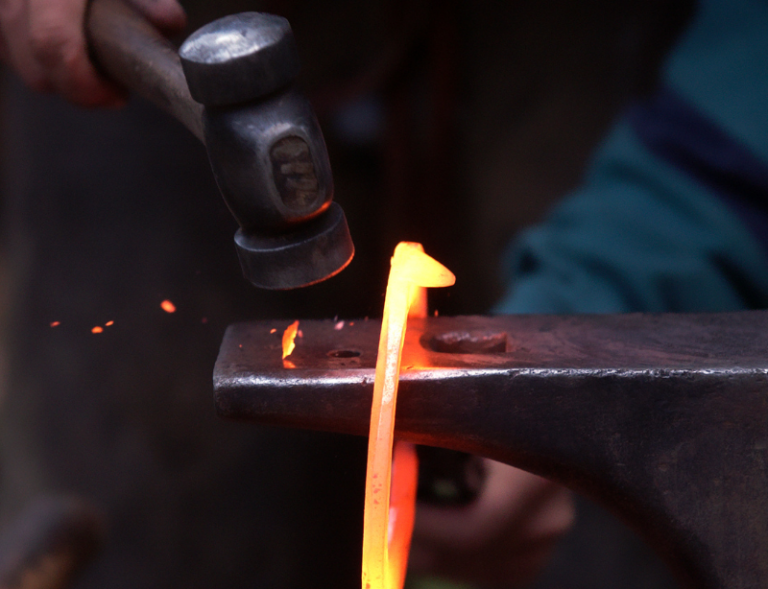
[179, 13, 354, 289]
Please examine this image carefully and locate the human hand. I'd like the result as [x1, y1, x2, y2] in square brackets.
[410, 459, 575, 588]
[0, 0, 186, 107]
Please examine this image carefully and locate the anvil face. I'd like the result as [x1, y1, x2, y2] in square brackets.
[214, 311, 768, 589]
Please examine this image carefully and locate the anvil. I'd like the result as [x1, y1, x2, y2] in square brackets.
[213, 310, 768, 589]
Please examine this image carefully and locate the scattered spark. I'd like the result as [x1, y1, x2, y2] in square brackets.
[350, 321, 355, 326]
[297, 330, 304, 338]
[334, 320, 345, 330]
[283, 359, 296, 369]
[434, 310, 439, 317]
[160, 300, 176, 313]
[105, 321, 114, 327]
[239, 344, 242, 348]
[50, 321, 60, 328]
[270, 328, 277, 334]
[92, 326, 104, 334]
[282, 320, 300, 359]
[201, 317, 208, 324]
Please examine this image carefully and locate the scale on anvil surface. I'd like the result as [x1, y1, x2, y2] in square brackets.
[214, 310, 768, 589]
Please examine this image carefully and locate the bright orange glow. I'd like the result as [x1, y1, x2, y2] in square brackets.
[50, 321, 60, 328]
[386, 441, 418, 589]
[91, 326, 103, 334]
[270, 328, 277, 334]
[105, 321, 114, 327]
[282, 320, 300, 359]
[408, 280, 427, 319]
[362, 242, 454, 589]
[160, 300, 176, 313]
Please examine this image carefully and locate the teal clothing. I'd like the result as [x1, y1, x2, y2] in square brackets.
[495, 0, 768, 315]
[666, 0, 768, 162]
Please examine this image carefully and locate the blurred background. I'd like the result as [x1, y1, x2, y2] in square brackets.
[0, 0, 694, 587]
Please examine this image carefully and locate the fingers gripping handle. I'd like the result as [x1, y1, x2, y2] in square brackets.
[86, 0, 204, 141]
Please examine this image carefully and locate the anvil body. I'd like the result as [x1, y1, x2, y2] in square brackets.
[214, 311, 768, 589]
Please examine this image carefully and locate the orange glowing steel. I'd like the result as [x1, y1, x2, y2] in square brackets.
[363, 242, 454, 589]
[160, 300, 176, 313]
[282, 320, 300, 359]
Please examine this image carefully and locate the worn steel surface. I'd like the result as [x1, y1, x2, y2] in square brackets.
[179, 12, 301, 106]
[215, 311, 768, 589]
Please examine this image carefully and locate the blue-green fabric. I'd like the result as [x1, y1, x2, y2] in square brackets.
[495, 0, 768, 315]
[665, 0, 768, 163]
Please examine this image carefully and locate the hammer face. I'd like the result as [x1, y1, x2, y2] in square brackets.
[234, 202, 354, 289]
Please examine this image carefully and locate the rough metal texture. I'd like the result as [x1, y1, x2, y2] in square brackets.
[214, 310, 768, 589]
[201, 89, 334, 231]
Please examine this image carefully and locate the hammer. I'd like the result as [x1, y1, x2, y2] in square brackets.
[85, 0, 354, 289]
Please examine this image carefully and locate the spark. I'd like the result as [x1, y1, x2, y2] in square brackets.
[105, 321, 114, 327]
[50, 321, 60, 328]
[92, 326, 104, 334]
[160, 300, 176, 313]
[334, 320, 345, 330]
[282, 320, 300, 359]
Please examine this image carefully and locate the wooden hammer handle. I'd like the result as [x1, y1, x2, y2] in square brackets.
[86, 0, 204, 141]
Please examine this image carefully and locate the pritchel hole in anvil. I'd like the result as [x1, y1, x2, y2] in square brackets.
[427, 331, 508, 354]
[327, 349, 362, 358]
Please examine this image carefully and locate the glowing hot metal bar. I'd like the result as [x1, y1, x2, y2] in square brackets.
[363, 243, 454, 589]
